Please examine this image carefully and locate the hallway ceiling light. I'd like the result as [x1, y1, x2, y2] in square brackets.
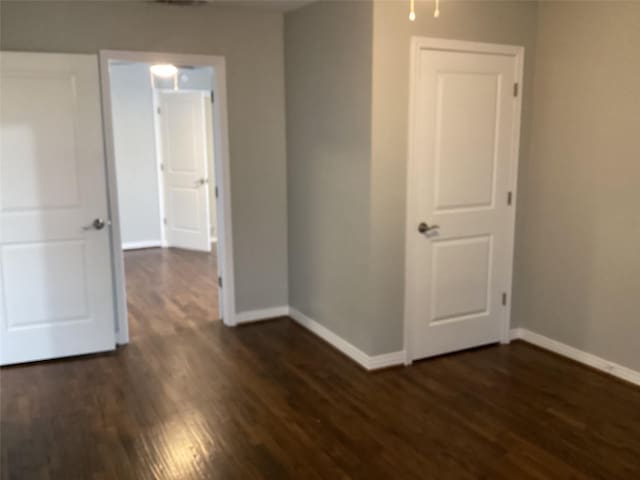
[150, 64, 178, 78]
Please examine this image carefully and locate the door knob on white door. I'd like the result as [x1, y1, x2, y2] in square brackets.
[83, 218, 109, 231]
[195, 178, 208, 186]
[418, 222, 439, 234]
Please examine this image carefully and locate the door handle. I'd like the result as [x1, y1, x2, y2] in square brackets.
[418, 222, 439, 234]
[195, 178, 208, 187]
[83, 218, 110, 231]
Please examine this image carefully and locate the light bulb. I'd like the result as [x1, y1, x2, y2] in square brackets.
[409, 11, 416, 21]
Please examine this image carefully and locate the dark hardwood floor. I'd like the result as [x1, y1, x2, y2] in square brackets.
[123, 247, 220, 340]
[2, 248, 640, 479]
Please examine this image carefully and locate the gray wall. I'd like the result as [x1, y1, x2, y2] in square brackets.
[284, 0, 538, 355]
[110, 63, 161, 246]
[518, 1, 640, 371]
[1, 1, 289, 312]
[285, 0, 374, 351]
[367, 0, 538, 354]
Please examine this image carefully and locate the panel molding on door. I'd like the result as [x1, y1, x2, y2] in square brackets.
[0, 52, 116, 365]
[404, 37, 524, 363]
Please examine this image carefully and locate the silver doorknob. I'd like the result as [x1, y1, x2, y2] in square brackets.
[83, 218, 109, 231]
[418, 222, 439, 234]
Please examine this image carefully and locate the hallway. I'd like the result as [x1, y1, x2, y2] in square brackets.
[124, 248, 220, 341]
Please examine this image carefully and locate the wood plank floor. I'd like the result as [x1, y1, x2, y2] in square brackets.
[2, 249, 640, 479]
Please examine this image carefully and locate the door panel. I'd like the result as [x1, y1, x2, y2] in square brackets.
[157, 91, 211, 252]
[407, 45, 520, 360]
[0, 52, 115, 365]
[431, 235, 492, 322]
[434, 73, 499, 210]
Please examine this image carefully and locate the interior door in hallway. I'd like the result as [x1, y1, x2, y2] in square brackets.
[405, 39, 522, 361]
[0, 52, 116, 365]
[156, 90, 211, 252]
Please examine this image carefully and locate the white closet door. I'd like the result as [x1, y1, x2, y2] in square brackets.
[406, 44, 521, 360]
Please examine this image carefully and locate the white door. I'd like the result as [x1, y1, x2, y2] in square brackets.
[0, 52, 116, 365]
[405, 40, 522, 361]
[156, 90, 211, 252]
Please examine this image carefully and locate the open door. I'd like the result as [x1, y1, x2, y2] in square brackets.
[0, 52, 116, 365]
[156, 90, 211, 252]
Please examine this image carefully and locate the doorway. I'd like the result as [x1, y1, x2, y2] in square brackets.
[404, 38, 524, 363]
[100, 51, 236, 345]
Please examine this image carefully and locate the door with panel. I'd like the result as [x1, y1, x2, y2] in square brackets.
[405, 40, 522, 361]
[156, 90, 211, 252]
[0, 52, 116, 365]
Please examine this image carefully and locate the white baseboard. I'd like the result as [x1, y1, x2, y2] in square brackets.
[122, 240, 162, 250]
[235, 306, 290, 324]
[511, 328, 640, 387]
[288, 307, 405, 371]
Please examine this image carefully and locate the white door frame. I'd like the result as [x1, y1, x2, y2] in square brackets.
[99, 50, 237, 344]
[152, 89, 213, 250]
[403, 37, 524, 365]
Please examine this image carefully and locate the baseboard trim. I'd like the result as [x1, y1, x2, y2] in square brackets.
[510, 328, 640, 387]
[235, 306, 290, 324]
[288, 307, 405, 371]
[122, 240, 162, 250]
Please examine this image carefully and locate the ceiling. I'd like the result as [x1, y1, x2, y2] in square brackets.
[25, 0, 318, 13]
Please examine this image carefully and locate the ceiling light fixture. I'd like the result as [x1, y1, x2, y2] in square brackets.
[410, 0, 441, 21]
[150, 64, 178, 78]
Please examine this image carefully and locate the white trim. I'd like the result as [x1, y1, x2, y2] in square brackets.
[511, 328, 640, 387]
[99, 50, 237, 343]
[289, 307, 405, 371]
[122, 241, 162, 250]
[403, 37, 525, 364]
[235, 306, 290, 324]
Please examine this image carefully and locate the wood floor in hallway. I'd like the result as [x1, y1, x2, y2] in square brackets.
[2, 248, 640, 479]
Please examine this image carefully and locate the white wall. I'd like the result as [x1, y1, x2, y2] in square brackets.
[110, 63, 162, 248]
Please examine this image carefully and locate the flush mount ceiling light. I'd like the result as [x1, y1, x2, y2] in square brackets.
[150, 64, 178, 78]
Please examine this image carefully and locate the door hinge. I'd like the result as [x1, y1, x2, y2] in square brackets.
[502, 292, 508, 306]
[210, 90, 214, 103]
[215, 186, 219, 198]
[160, 163, 164, 172]
[507, 191, 513, 206]
[218, 276, 222, 288]
[163, 217, 167, 225]
[157, 106, 162, 114]
[513, 83, 519, 97]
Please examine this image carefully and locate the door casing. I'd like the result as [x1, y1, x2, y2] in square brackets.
[403, 37, 524, 365]
[99, 50, 237, 342]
